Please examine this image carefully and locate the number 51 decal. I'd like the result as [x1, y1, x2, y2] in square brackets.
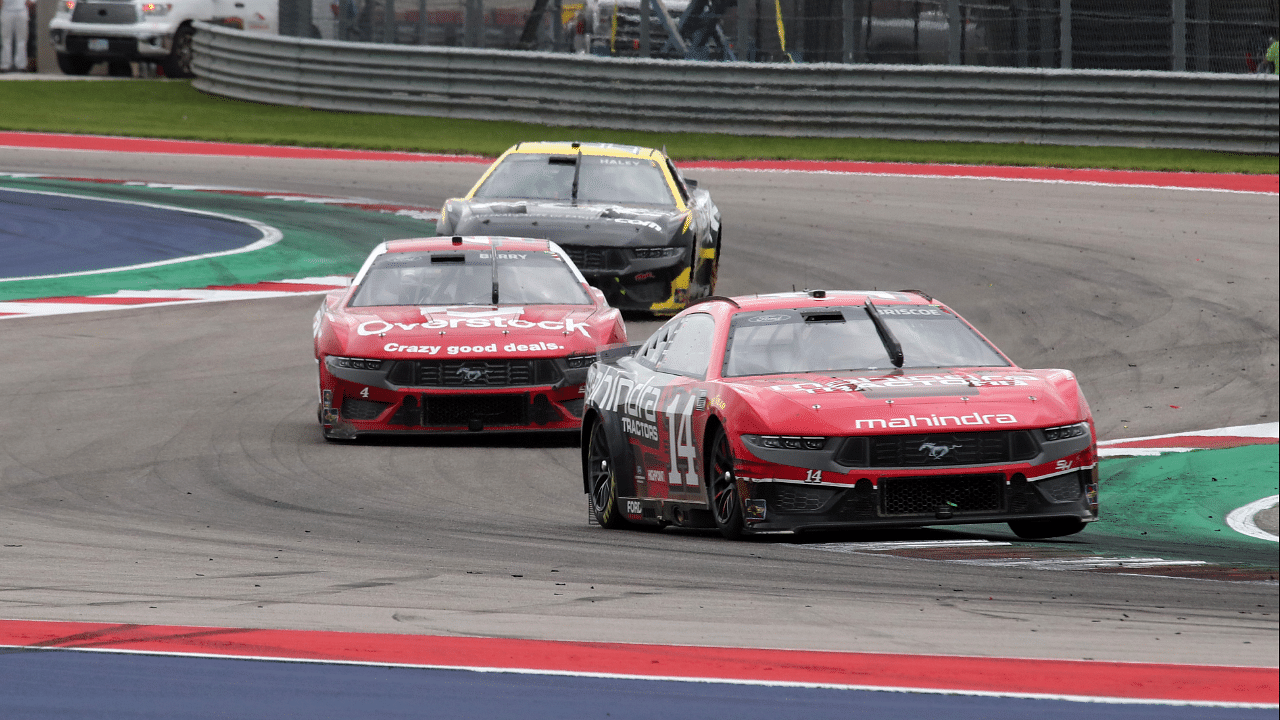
[666, 393, 700, 488]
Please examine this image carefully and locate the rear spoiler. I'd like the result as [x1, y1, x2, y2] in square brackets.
[596, 343, 640, 365]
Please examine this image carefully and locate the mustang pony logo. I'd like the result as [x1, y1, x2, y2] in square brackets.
[456, 365, 488, 382]
[919, 442, 962, 459]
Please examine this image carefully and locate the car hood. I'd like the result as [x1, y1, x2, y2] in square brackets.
[452, 201, 684, 246]
[330, 304, 605, 359]
[723, 369, 1087, 434]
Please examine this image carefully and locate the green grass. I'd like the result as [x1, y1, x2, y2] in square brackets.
[2, 79, 1276, 173]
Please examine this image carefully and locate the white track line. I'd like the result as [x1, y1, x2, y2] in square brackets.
[1226, 495, 1280, 543]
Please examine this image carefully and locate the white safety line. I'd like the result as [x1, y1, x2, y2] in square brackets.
[806, 540, 1010, 552]
[1226, 495, 1280, 543]
[1098, 423, 1280, 445]
[953, 557, 1207, 570]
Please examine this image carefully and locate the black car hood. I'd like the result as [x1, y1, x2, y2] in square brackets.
[451, 201, 685, 247]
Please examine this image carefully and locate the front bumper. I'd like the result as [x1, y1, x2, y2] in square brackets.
[319, 357, 589, 437]
[50, 23, 175, 59]
[564, 246, 690, 313]
[736, 469, 1099, 533]
[728, 427, 1099, 532]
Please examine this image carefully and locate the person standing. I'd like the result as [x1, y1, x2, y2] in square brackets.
[0, 0, 33, 72]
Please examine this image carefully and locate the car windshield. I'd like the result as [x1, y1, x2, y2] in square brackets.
[348, 250, 591, 307]
[723, 305, 1009, 376]
[473, 153, 676, 207]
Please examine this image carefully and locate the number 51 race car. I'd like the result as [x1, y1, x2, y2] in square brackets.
[580, 290, 1098, 540]
[314, 236, 627, 438]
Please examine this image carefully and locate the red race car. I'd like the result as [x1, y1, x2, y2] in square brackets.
[315, 236, 627, 438]
[581, 290, 1098, 540]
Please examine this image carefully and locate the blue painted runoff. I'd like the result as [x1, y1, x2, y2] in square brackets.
[0, 649, 1271, 720]
[0, 189, 262, 279]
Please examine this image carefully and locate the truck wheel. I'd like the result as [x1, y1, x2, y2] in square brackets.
[56, 53, 93, 75]
[161, 25, 196, 78]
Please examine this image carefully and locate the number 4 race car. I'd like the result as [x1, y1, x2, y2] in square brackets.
[580, 290, 1099, 540]
[315, 236, 627, 438]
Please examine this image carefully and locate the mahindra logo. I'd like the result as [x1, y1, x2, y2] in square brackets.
[919, 442, 962, 459]
[456, 366, 487, 382]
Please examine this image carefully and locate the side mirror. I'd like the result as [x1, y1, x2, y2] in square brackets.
[589, 286, 607, 304]
[684, 178, 699, 189]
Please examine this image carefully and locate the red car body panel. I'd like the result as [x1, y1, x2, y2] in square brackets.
[315, 236, 627, 437]
[581, 291, 1098, 537]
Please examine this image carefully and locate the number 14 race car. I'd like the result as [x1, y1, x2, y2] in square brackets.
[580, 290, 1099, 540]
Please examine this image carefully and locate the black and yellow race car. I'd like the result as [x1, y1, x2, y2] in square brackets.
[437, 141, 721, 315]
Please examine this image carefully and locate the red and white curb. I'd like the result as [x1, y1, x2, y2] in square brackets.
[0, 620, 1274, 707]
[1098, 423, 1279, 457]
[3, 131, 1276, 195]
[0, 277, 350, 320]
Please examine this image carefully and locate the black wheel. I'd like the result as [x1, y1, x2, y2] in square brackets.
[56, 53, 93, 75]
[1008, 518, 1087, 539]
[707, 427, 743, 539]
[107, 60, 132, 77]
[161, 25, 196, 78]
[586, 420, 626, 528]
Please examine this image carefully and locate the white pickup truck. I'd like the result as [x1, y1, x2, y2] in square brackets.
[48, 0, 276, 77]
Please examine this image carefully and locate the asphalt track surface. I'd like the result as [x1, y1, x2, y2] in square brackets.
[0, 143, 1276, 688]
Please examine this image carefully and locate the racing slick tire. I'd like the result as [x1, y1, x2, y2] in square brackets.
[586, 419, 627, 528]
[57, 53, 93, 75]
[707, 426, 744, 540]
[161, 25, 196, 78]
[1008, 518, 1087, 539]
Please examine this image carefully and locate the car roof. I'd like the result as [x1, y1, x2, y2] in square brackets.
[693, 290, 940, 315]
[503, 141, 664, 160]
[382, 236, 554, 254]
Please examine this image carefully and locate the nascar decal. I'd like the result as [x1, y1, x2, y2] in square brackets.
[770, 374, 1038, 394]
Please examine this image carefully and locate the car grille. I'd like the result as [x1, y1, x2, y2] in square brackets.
[559, 245, 627, 272]
[423, 394, 528, 426]
[71, 3, 138, 23]
[341, 398, 391, 421]
[1036, 473, 1083, 502]
[770, 484, 837, 512]
[837, 431, 1037, 468]
[389, 359, 560, 387]
[880, 474, 1004, 516]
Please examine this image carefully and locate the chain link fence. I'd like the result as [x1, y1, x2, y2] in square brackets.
[280, 0, 1279, 72]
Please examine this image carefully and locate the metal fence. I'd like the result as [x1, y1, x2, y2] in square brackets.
[280, 0, 1279, 72]
[191, 23, 1279, 154]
